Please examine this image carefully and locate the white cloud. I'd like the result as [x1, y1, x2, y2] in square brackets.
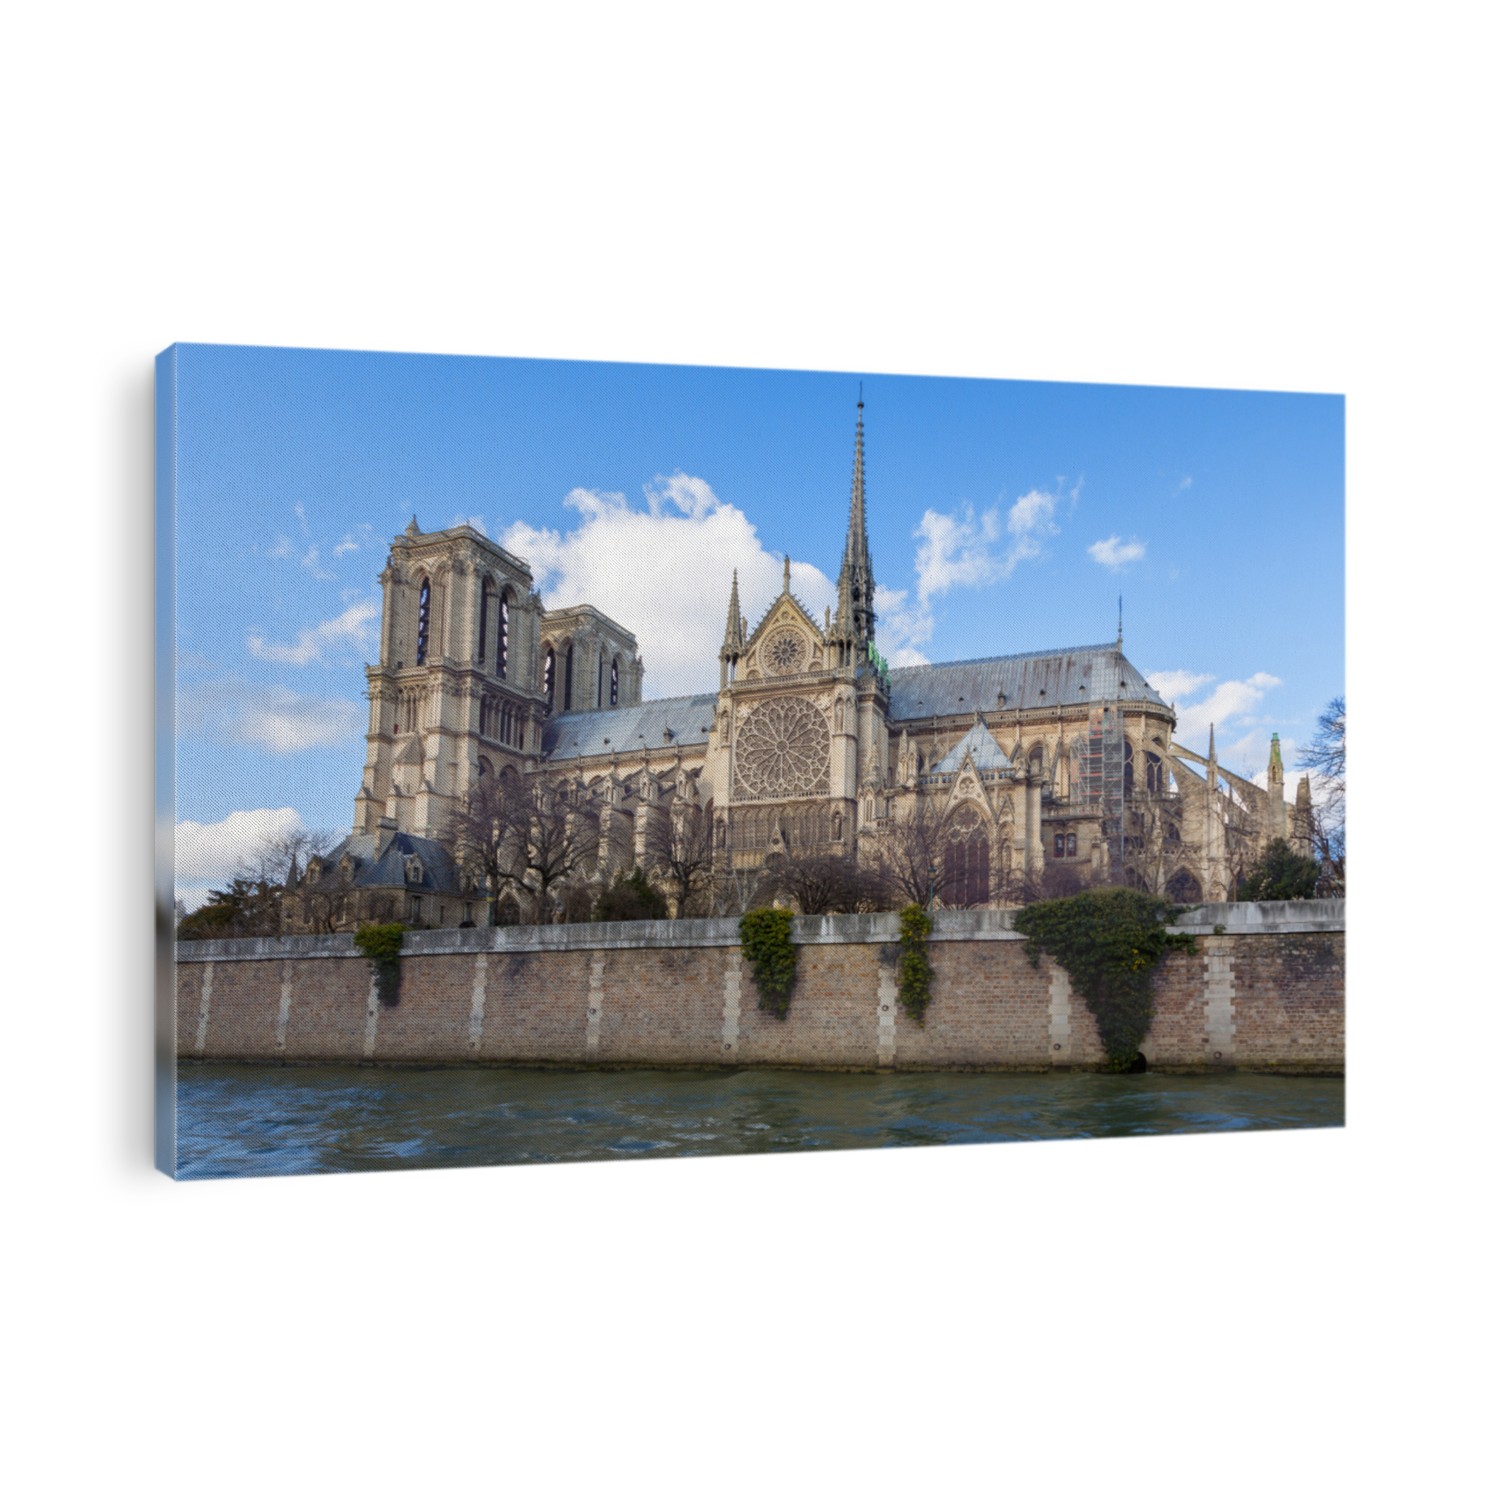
[502, 473, 835, 697]
[1146, 669, 1214, 702]
[333, 535, 360, 557]
[1088, 535, 1147, 569]
[1150, 668, 1283, 750]
[452, 514, 489, 536]
[181, 680, 365, 753]
[267, 534, 293, 560]
[299, 545, 334, 582]
[1174, 475, 1193, 495]
[174, 806, 303, 911]
[293, 501, 309, 533]
[873, 584, 930, 667]
[234, 686, 364, 753]
[247, 599, 379, 666]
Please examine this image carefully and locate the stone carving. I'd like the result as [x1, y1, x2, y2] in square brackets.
[733, 696, 829, 801]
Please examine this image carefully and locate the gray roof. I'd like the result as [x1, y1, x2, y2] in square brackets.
[304, 830, 460, 893]
[930, 720, 1012, 773]
[888, 643, 1168, 721]
[542, 693, 719, 761]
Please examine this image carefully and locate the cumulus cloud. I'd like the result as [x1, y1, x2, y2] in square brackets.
[1145, 669, 1214, 702]
[174, 806, 304, 911]
[1088, 535, 1147, 569]
[1149, 668, 1283, 751]
[247, 599, 379, 666]
[502, 473, 834, 697]
[873, 584, 930, 667]
[181, 680, 365, 753]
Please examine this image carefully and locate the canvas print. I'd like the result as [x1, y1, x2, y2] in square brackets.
[156, 345, 1345, 1179]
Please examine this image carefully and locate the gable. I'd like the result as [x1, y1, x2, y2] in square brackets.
[743, 595, 824, 679]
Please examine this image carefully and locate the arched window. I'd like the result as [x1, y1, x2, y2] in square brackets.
[497, 591, 509, 679]
[1146, 751, 1163, 794]
[1028, 744, 1045, 777]
[543, 645, 555, 710]
[1167, 869, 1203, 904]
[563, 642, 574, 709]
[610, 658, 619, 706]
[943, 809, 991, 908]
[416, 577, 431, 665]
[477, 580, 493, 665]
[1123, 740, 1135, 797]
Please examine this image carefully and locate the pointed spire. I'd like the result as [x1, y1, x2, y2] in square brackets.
[1207, 723, 1217, 765]
[834, 394, 877, 649]
[1268, 731, 1284, 780]
[1117, 594, 1123, 650]
[720, 570, 745, 657]
[782, 554, 791, 594]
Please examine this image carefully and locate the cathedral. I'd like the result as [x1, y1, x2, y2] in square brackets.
[288, 403, 1314, 931]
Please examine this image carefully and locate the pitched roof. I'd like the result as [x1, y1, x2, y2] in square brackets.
[309, 830, 459, 892]
[929, 720, 1012, 773]
[541, 693, 719, 761]
[888, 643, 1168, 721]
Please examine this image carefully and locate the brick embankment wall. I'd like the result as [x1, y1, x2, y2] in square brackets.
[173, 902, 1344, 1073]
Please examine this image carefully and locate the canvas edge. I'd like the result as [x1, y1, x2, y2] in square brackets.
[154, 344, 178, 1177]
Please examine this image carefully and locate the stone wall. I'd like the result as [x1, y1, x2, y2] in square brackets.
[173, 902, 1345, 1073]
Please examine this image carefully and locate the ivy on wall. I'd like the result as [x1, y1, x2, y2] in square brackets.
[1014, 890, 1195, 1069]
[354, 921, 406, 1007]
[897, 904, 934, 1024]
[739, 908, 798, 1019]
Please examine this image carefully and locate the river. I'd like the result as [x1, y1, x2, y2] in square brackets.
[175, 1063, 1343, 1180]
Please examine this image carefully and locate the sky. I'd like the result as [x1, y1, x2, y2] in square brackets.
[167, 343, 1344, 909]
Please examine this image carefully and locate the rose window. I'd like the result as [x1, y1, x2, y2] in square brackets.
[763, 628, 808, 675]
[733, 697, 829, 800]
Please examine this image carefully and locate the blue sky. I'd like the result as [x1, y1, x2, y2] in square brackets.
[167, 343, 1343, 906]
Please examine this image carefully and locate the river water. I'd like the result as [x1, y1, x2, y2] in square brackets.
[175, 1064, 1343, 1180]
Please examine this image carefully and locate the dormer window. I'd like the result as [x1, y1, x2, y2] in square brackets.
[338, 855, 356, 883]
[404, 854, 424, 884]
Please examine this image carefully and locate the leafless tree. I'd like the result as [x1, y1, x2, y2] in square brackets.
[705, 862, 778, 918]
[239, 826, 339, 887]
[1122, 797, 1202, 898]
[643, 798, 717, 917]
[770, 851, 881, 915]
[444, 770, 599, 923]
[867, 800, 955, 908]
[1298, 695, 1346, 895]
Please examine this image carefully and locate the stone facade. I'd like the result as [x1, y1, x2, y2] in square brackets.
[288, 402, 1315, 931]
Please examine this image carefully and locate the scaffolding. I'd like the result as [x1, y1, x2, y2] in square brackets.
[1083, 699, 1126, 884]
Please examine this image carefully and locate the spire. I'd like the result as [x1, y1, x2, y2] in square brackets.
[1117, 594, 1123, 650]
[782, 553, 791, 594]
[1268, 731, 1284, 781]
[834, 394, 877, 649]
[1207, 723, 1217, 766]
[719, 570, 745, 657]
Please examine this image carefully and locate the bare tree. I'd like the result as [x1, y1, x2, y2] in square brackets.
[240, 826, 338, 887]
[1298, 694, 1346, 895]
[1122, 797, 1202, 899]
[444, 770, 600, 923]
[868, 800, 958, 908]
[770, 851, 881, 915]
[643, 799, 716, 917]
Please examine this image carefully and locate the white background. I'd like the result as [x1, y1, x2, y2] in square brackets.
[5, 4, 1494, 1496]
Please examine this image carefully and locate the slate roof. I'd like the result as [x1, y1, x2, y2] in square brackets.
[929, 720, 1013, 773]
[888, 643, 1168, 721]
[305, 830, 460, 892]
[542, 693, 720, 761]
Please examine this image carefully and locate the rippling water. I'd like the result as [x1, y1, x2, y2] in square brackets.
[174, 1064, 1344, 1180]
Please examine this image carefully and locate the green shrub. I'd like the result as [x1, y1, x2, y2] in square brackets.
[1014, 889, 1195, 1070]
[739, 907, 798, 1019]
[897, 903, 934, 1024]
[594, 868, 669, 923]
[1238, 838, 1320, 901]
[354, 921, 406, 1006]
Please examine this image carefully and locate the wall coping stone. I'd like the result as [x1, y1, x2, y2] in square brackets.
[176, 899, 1343, 963]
